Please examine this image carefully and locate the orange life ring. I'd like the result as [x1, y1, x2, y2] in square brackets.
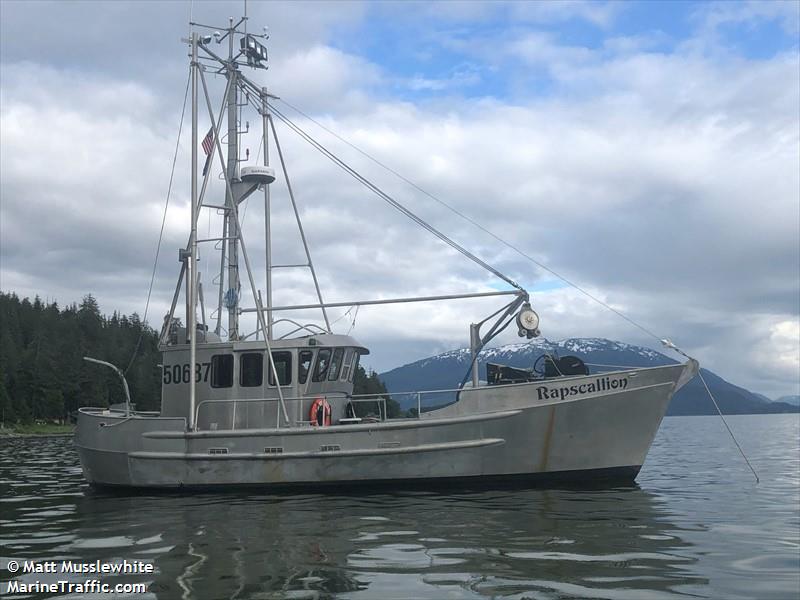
[309, 397, 332, 427]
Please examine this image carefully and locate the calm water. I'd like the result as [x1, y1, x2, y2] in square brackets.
[1, 415, 798, 599]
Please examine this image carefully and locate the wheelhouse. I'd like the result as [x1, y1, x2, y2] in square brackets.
[159, 333, 368, 429]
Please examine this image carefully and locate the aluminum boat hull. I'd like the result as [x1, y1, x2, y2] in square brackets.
[75, 361, 697, 489]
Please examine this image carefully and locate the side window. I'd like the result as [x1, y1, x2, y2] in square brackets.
[298, 350, 314, 384]
[328, 348, 344, 381]
[349, 353, 360, 383]
[312, 349, 332, 382]
[268, 351, 292, 386]
[240, 353, 263, 387]
[340, 349, 354, 381]
[211, 354, 233, 388]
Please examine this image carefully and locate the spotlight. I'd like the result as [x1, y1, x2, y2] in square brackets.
[240, 34, 268, 67]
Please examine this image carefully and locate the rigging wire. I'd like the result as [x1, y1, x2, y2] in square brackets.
[347, 305, 359, 334]
[329, 306, 355, 326]
[275, 97, 662, 344]
[327, 304, 360, 334]
[124, 71, 191, 375]
[253, 97, 523, 293]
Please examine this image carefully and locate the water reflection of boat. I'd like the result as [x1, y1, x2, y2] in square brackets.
[67, 486, 707, 599]
[75, 11, 697, 490]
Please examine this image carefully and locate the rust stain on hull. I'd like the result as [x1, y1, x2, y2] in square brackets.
[539, 406, 557, 471]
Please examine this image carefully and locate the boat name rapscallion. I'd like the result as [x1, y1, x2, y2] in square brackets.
[536, 376, 629, 401]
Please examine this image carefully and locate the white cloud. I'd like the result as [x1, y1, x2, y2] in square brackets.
[267, 45, 383, 112]
[1, 1, 798, 399]
[376, 0, 621, 28]
[753, 319, 800, 387]
[510, 1, 621, 28]
[693, 0, 800, 36]
[404, 67, 482, 92]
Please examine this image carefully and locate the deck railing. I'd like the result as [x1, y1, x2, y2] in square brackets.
[194, 392, 393, 431]
[192, 362, 651, 431]
[82, 363, 649, 432]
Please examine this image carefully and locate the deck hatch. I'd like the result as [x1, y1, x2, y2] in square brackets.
[208, 447, 229, 455]
[320, 444, 341, 452]
[264, 447, 284, 454]
[378, 441, 401, 448]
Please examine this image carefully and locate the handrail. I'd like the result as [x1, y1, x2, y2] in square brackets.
[194, 392, 391, 430]
[82, 357, 132, 417]
[583, 363, 650, 370]
[77, 407, 188, 430]
[190, 361, 672, 430]
[78, 407, 184, 420]
[272, 318, 328, 339]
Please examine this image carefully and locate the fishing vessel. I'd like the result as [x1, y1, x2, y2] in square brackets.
[75, 16, 698, 489]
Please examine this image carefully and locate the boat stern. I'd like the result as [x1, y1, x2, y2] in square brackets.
[75, 408, 187, 487]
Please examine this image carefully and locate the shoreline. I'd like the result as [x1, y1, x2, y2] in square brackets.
[0, 427, 75, 439]
[0, 432, 74, 439]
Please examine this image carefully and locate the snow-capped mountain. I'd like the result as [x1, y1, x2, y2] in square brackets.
[379, 338, 799, 416]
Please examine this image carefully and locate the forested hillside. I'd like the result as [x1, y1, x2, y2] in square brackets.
[0, 292, 162, 423]
[353, 364, 402, 418]
[0, 291, 399, 425]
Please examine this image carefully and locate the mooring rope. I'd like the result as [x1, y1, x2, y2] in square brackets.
[662, 339, 760, 483]
[585, 363, 646, 370]
[698, 370, 761, 483]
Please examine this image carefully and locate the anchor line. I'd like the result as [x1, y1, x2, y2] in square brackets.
[698, 371, 761, 483]
[663, 340, 760, 484]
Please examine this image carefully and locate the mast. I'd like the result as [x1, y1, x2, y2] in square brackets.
[262, 86, 273, 340]
[225, 17, 240, 341]
[188, 31, 199, 430]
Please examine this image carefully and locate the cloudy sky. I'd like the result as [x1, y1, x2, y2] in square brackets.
[1, 1, 798, 398]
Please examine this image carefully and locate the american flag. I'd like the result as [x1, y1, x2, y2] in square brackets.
[201, 128, 214, 175]
[201, 128, 215, 155]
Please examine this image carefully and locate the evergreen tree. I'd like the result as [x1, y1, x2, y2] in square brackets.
[352, 365, 402, 418]
[0, 292, 162, 423]
[0, 364, 13, 425]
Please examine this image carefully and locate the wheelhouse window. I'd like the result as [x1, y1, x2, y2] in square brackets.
[298, 350, 313, 384]
[211, 354, 233, 388]
[240, 353, 263, 387]
[312, 348, 332, 382]
[349, 352, 360, 383]
[327, 348, 344, 381]
[267, 351, 292, 386]
[340, 349, 354, 381]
